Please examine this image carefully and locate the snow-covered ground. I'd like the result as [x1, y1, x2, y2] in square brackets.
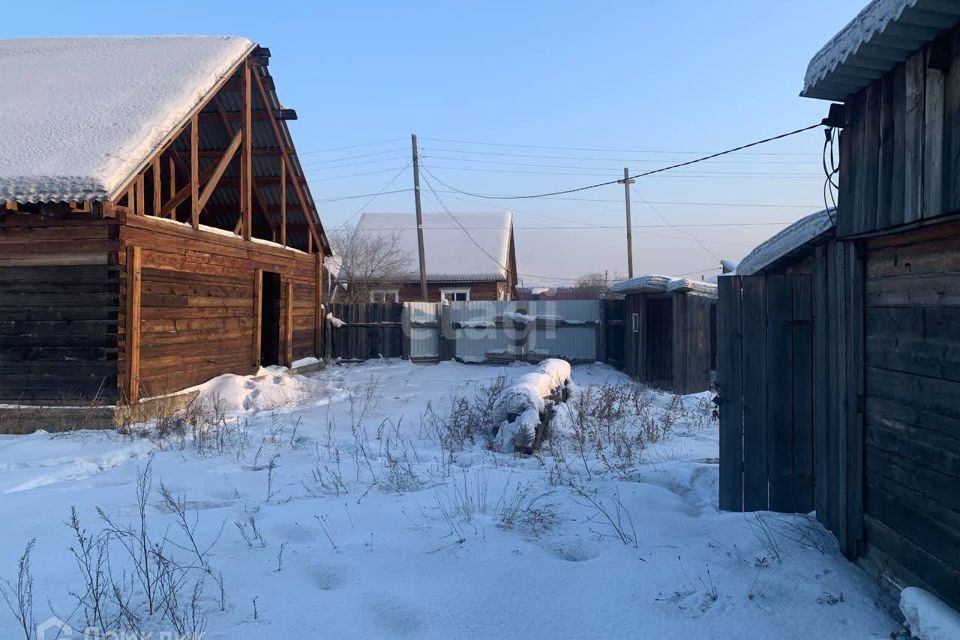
[0, 361, 902, 639]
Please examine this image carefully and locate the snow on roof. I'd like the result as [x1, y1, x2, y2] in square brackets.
[802, 0, 960, 101]
[610, 274, 717, 297]
[608, 275, 672, 295]
[0, 36, 255, 203]
[352, 212, 514, 283]
[735, 210, 836, 276]
[666, 278, 718, 298]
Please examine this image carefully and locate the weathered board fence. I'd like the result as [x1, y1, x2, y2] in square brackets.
[323, 303, 403, 362]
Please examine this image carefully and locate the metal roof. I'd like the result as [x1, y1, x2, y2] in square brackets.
[802, 0, 960, 102]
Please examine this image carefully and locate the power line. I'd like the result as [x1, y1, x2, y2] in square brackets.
[419, 136, 821, 156]
[631, 186, 720, 262]
[316, 188, 413, 203]
[297, 137, 407, 155]
[299, 147, 408, 167]
[307, 166, 412, 182]
[421, 123, 824, 200]
[421, 146, 822, 165]
[421, 153, 821, 172]
[419, 171, 579, 284]
[425, 164, 821, 179]
[329, 162, 411, 233]
[301, 155, 410, 173]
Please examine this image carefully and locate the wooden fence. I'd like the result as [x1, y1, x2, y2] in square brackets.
[323, 303, 403, 361]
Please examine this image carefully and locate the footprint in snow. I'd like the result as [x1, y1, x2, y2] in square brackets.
[362, 594, 424, 636]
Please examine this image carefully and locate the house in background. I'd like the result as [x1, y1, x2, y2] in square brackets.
[719, 0, 960, 611]
[341, 211, 518, 302]
[0, 36, 328, 410]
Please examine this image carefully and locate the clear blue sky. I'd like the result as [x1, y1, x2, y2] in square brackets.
[7, 0, 866, 286]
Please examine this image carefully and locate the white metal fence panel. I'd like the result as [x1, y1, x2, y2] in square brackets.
[404, 302, 440, 361]
[449, 301, 514, 363]
[526, 300, 601, 362]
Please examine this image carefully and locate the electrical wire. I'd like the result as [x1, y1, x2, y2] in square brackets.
[421, 123, 824, 200]
[425, 164, 821, 179]
[329, 162, 411, 233]
[419, 136, 821, 156]
[420, 146, 821, 164]
[631, 186, 721, 262]
[297, 137, 407, 155]
[822, 127, 840, 226]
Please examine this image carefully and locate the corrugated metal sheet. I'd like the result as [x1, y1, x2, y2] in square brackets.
[405, 302, 440, 360]
[526, 301, 600, 363]
[451, 301, 514, 363]
[803, 0, 960, 101]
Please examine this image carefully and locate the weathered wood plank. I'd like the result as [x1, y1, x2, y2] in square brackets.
[765, 275, 795, 512]
[740, 276, 767, 511]
[904, 50, 926, 224]
[717, 276, 743, 512]
[124, 246, 142, 405]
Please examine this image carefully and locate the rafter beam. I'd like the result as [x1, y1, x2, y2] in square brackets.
[197, 128, 242, 212]
[241, 60, 253, 241]
[250, 65, 323, 253]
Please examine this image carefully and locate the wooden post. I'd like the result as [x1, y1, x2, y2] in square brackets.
[125, 246, 142, 405]
[190, 113, 200, 229]
[252, 269, 263, 368]
[285, 280, 294, 367]
[411, 134, 429, 301]
[242, 60, 253, 241]
[168, 157, 177, 219]
[280, 157, 287, 248]
[152, 158, 161, 215]
[315, 253, 323, 356]
[619, 168, 635, 278]
[136, 174, 145, 216]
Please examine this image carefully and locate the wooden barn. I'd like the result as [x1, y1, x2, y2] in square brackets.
[0, 36, 329, 408]
[720, 0, 960, 611]
[336, 211, 518, 303]
[609, 275, 717, 394]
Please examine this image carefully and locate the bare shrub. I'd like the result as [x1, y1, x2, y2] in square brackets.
[0, 539, 35, 640]
[421, 375, 507, 454]
[563, 475, 637, 547]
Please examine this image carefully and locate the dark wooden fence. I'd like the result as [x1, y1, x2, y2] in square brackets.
[602, 299, 625, 369]
[324, 303, 403, 361]
[717, 274, 815, 514]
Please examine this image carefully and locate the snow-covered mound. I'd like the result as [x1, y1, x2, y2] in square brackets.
[192, 367, 342, 413]
[493, 358, 571, 452]
[900, 587, 960, 640]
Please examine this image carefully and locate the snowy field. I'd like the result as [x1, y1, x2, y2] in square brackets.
[0, 360, 903, 639]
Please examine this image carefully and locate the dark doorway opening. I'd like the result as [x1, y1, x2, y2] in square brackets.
[261, 272, 282, 366]
[645, 297, 673, 387]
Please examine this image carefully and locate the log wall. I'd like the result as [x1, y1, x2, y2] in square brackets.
[0, 214, 119, 403]
[117, 214, 320, 399]
[861, 219, 960, 606]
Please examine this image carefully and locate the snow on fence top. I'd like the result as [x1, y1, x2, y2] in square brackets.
[0, 36, 255, 204]
[735, 210, 835, 277]
[350, 212, 513, 282]
[609, 274, 716, 298]
[608, 274, 672, 295]
[802, 0, 960, 101]
[665, 278, 717, 298]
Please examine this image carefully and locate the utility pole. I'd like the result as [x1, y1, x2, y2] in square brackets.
[411, 134, 428, 301]
[618, 167, 635, 278]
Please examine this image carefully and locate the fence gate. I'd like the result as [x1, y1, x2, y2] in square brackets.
[324, 303, 403, 361]
[718, 274, 814, 514]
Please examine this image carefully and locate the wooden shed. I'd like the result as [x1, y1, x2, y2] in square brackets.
[0, 37, 329, 408]
[720, 0, 960, 611]
[609, 275, 717, 394]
